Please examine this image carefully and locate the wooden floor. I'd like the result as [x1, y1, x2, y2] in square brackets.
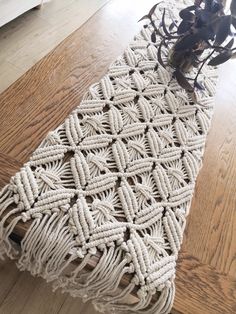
[0, 0, 108, 93]
[0, 0, 236, 313]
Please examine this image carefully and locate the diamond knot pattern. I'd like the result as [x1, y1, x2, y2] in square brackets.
[0, 1, 218, 313]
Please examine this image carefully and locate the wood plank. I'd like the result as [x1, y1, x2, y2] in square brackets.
[0, 259, 21, 307]
[14, 276, 67, 314]
[0, 0, 157, 162]
[0, 259, 97, 314]
[183, 60, 236, 277]
[58, 295, 96, 314]
[0, 269, 39, 313]
[0, 266, 67, 314]
[0, 62, 23, 94]
[0, 0, 42, 27]
[174, 253, 236, 314]
[0, 151, 22, 188]
[6, 0, 109, 72]
[0, 0, 109, 93]
[1, 251, 235, 314]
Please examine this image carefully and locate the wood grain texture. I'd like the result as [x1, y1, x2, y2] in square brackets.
[0, 0, 151, 162]
[0, 0, 235, 313]
[0, 259, 21, 307]
[183, 60, 236, 278]
[0, 152, 22, 187]
[175, 253, 236, 314]
[0, 0, 109, 93]
[0, 262, 67, 314]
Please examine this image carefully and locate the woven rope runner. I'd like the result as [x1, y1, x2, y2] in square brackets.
[0, 1, 218, 313]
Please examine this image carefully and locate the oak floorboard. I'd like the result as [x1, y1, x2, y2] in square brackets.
[0, 152, 22, 187]
[0, 259, 21, 307]
[174, 253, 236, 314]
[183, 60, 236, 277]
[0, 264, 68, 314]
[0, 0, 109, 93]
[0, 0, 156, 162]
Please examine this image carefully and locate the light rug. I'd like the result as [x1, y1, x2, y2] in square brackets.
[0, 0, 218, 313]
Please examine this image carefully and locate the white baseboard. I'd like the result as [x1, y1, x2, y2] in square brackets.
[0, 0, 45, 27]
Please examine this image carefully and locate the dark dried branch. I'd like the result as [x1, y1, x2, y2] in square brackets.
[140, 0, 235, 97]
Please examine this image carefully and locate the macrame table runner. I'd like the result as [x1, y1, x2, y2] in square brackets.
[0, 1, 218, 313]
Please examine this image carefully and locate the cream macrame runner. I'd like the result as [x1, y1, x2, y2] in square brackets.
[0, 1, 218, 313]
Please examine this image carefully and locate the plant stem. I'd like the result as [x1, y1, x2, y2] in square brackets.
[208, 43, 232, 51]
[194, 49, 215, 84]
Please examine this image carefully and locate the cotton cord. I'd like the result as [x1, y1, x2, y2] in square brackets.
[0, 0, 218, 313]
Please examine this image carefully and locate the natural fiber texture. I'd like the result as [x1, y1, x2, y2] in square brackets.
[0, 1, 218, 313]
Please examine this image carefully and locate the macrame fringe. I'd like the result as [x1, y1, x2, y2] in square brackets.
[16, 212, 77, 280]
[0, 185, 174, 313]
[51, 244, 175, 314]
[0, 185, 21, 260]
[0, 192, 175, 314]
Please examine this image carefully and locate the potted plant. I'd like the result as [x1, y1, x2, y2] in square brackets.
[139, 0, 236, 95]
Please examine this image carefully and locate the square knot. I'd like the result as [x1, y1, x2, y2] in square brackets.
[135, 183, 152, 199]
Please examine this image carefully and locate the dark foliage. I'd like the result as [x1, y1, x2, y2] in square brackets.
[139, 0, 236, 98]
[174, 68, 194, 92]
